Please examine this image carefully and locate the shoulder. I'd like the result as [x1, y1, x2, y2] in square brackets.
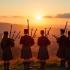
[7, 38, 12, 41]
[7, 38, 11, 40]
[20, 36, 25, 39]
[21, 36, 24, 38]
[28, 36, 32, 38]
[43, 36, 49, 40]
[8, 38, 14, 43]
[62, 35, 68, 40]
[29, 36, 34, 40]
[38, 36, 46, 40]
[38, 36, 42, 40]
[62, 35, 67, 38]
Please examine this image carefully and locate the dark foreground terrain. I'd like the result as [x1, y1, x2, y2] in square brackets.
[0, 60, 69, 70]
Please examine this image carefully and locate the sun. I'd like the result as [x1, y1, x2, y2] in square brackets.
[36, 16, 42, 21]
[34, 15, 43, 25]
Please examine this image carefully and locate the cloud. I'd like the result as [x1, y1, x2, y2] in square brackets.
[0, 16, 10, 18]
[0, 13, 70, 19]
[43, 16, 53, 18]
[44, 13, 70, 18]
[55, 13, 70, 18]
[12, 16, 24, 18]
[0, 16, 24, 18]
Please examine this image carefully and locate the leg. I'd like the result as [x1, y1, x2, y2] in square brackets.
[23, 60, 31, 70]
[6, 61, 10, 70]
[4, 61, 7, 70]
[4, 60, 10, 70]
[60, 59, 65, 67]
[39, 60, 46, 70]
[68, 60, 70, 68]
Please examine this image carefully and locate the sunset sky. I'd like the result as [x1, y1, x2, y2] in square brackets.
[0, 0, 70, 16]
[0, 0, 70, 25]
[0, 0, 70, 62]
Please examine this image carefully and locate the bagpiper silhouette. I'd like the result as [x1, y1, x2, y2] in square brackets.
[1, 31, 14, 70]
[20, 29, 34, 70]
[65, 31, 70, 68]
[56, 29, 68, 67]
[37, 30, 50, 70]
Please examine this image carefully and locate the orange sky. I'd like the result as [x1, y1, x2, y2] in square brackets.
[0, 0, 70, 16]
[0, 0, 70, 27]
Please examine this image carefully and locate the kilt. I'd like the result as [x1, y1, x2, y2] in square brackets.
[57, 47, 65, 58]
[65, 48, 70, 60]
[2, 48, 13, 60]
[38, 47, 49, 60]
[21, 47, 32, 59]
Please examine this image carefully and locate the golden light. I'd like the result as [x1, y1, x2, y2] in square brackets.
[36, 16, 42, 21]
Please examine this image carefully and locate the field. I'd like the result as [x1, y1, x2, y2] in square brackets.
[0, 56, 69, 70]
[0, 43, 68, 70]
[0, 23, 70, 70]
[0, 60, 69, 70]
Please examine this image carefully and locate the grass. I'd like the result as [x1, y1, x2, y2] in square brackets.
[0, 61, 69, 70]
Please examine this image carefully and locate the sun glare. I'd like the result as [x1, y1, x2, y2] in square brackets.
[34, 15, 43, 25]
[36, 16, 42, 20]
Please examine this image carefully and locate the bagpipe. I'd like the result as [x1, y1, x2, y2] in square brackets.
[52, 19, 69, 40]
[9, 24, 21, 41]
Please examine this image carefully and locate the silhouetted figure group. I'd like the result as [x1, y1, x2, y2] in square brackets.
[0, 28, 70, 70]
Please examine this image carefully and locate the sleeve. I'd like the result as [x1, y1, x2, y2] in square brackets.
[46, 38, 51, 46]
[10, 39, 15, 47]
[57, 38, 60, 43]
[37, 38, 41, 46]
[0, 40, 3, 49]
[20, 37, 23, 44]
[31, 38, 34, 46]
[0, 39, 5, 49]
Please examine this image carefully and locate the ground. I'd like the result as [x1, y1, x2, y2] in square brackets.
[0, 61, 69, 70]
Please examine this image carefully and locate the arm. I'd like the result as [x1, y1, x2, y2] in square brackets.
[46, 38, 51, 46]
[20, 36, 23, 44]
[10, 39, 15, 47]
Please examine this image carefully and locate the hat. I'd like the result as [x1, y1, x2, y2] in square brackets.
[60, 29, 65, 33]
[24, 29, 29, 34]
[40, 30, 44, 34]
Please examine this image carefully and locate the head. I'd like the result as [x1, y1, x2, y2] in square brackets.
[60, 29, 65, 35]
[40, 30, 44, 36]
[68, 31, 70, 37]
[3, 31, 8, 38]
[24, 29, 29, 35]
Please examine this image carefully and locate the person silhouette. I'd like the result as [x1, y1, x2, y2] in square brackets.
[20, 29, 34, 70]
[37, 30, 50, 70]
[1, 31, 14, 70]
[56, 29, 67, 67]
[65, 31, 70, 68]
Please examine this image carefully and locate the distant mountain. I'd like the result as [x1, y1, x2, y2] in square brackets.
[0, 22, 27, 33]
[0, 22, 28, 40]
